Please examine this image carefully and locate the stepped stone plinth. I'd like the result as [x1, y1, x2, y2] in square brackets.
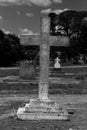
[17, 98, 68, 120]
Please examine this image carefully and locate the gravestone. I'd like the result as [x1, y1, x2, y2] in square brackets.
[20, 61, 36, 80]
[54, 57, 61, 69]
[17, 15, 70, 120]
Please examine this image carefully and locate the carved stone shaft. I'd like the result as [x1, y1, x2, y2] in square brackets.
[39, 17, 50, 100]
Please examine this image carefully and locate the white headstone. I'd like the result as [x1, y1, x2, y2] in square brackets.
[54, 57, 61, 69]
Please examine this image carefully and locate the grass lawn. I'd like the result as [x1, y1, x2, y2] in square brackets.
[0, 66, 87, 129]
[0, 94, 87, 130]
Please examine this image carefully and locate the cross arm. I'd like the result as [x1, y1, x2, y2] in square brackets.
[20, 34, 40, 46]
[20, 34, 70, 47]
[49, 36, 70, 47]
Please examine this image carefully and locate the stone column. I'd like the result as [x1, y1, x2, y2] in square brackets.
[39, 17, 50, 100]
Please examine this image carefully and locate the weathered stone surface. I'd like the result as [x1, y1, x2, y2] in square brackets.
[39, 17, 50, 100]
[20, 35, 40, 46]
[20, 35, 69, 47]
[20, 61, 36, 80]
[17, 16, 69, 120]
[17, 98, 68, 120]
[49, 36, 70, 46]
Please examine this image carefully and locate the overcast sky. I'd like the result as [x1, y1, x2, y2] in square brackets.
[0, 0, 87, 35]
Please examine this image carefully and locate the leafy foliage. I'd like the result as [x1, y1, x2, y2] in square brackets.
[0, 31, 23, 66]
[49, 10, 87, 58]
[1, 10, 87, 66]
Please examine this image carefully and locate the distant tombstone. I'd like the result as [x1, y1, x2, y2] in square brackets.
[54, 57, 61, 69]
[79, 54, 84, 64]
[20, 60, 36, 80]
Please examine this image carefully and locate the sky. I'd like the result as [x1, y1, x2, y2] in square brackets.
[0, 0, 87, 35]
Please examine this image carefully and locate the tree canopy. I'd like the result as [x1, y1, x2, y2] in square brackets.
[49, 10, 87, 57]
[1, 10, 87, 66]
[0, 31, 23, 66]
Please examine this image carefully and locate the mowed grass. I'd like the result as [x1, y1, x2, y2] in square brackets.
[0, 67, 87, 129]
[0, 66, 87, 94]
[0, 95, 87, 130]
[0, 81, 87, 94]
[0, 67, 19, 77]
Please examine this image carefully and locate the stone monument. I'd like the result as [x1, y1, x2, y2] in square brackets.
[17, 15, 69, 120]
[54, 57, 61, 69]
[20, 60, 36, 80]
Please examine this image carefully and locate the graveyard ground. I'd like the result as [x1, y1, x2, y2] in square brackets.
[0, 94, 87, 130]
[0, 66, 87, 129]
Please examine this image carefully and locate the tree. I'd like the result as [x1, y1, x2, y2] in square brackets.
[49, 10, 87, 59]
[0, 30, 23, 66]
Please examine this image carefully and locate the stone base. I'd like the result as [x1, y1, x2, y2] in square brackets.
[17, 98, 68, 120]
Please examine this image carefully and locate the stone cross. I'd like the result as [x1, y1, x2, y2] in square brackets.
[20, 16, 69, 101]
